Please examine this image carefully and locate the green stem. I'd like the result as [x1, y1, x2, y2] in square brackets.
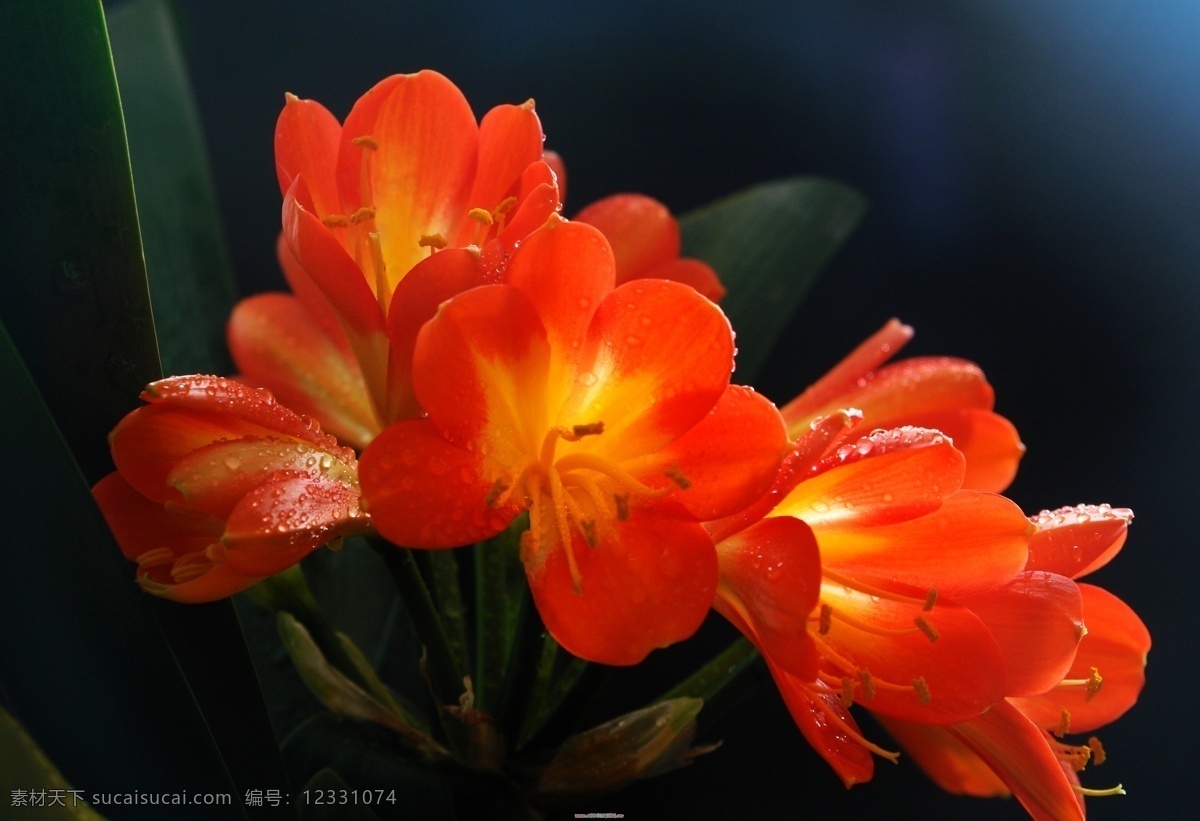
[374, 543, 465, 708]
[496, 585, 545, 743]
[422, 549, 470, 675]
[473, 539, 509, 714]
[521, 662, 611, 753]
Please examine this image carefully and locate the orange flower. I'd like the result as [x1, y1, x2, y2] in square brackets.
[359, 218, 787, 665]
[230, 70, 563, 436]
[93, 377, 371, 602]
[881, 505, 1150, 820]
[781, 319, 1025, 493]
[709, 409, 1042, 786]
[576, 194, 726, 302]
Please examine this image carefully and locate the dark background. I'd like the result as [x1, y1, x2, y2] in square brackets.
[160, 0, 1194, 817]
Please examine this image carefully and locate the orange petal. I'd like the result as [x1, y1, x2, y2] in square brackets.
[411, 284, 551, 450]
[505, 219, 613, 381]
[276, 233, 352, 355]
[771, 428, 965, 530]
[337, 71, 478, 285]
[781, 318, 914, 425]
[817, 584, 1007, 723]
[576, 194, 679, 281]
[283, 183, 390, 409]
[92, 473, 223, 563]
[949, 700, 1085, 821]
[384, 248, 488, 423]
[1027, 504, 1132, 579]
[958, 572, 1084, 697]
[275, 93, 342, 217]
[815, 490, 1031, 597]
[359, 419, 520, 549]
[541, 149, 566, 202]
[453, 100, 544, 244]
[916, 408, 1023, 493]
[222, 475, 367, 576]
[876, 715, 1009, 797]
[1010, 584, 1150, 734]
[563, 280, 734, 463]
[167, 437, 356, 520]
[768, 665, 876, 788]
[643, 258, 727, 303]
[715, 516, 821, 679]
[228, 294, 380, 449]
[628, 385, 787, 521]
[526, 513, 716, 665]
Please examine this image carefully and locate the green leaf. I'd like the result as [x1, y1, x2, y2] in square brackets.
[0, 320, 242, 819]
[107, 0, 237, 376]
[0, 706, 108, 820]
[0, 0, 161, 484]
[680, 177, 867, 381]
[655, 637, 761, 735]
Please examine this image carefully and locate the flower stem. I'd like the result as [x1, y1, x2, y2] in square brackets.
[373, 543, 465, 708]
[656, 637, 761, 735]
[420, 549, 470, 675]
[496, 584, 546, 743]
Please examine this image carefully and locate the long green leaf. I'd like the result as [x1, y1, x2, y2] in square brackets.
[108, 0, 237, 376]
[0, 706, 108, 820]
[0, 0, 161, 484]
[680, 177, 867, 381]
[0, 321, 242, 820]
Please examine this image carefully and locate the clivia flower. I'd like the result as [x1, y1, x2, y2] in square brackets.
[359, 217, 787, 665]
[92, 377, 371, 602]
[880, 504, 1150, 820]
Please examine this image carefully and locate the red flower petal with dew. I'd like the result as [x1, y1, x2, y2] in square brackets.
[1026, 504, 1132, 579]
[527, 514, 717, 666]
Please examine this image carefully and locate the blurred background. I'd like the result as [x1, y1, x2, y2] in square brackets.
[153, 0, 1194, 816]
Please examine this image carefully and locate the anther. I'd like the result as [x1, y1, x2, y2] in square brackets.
[484, 479, 509, 508]
[912, 677, 931, 705]
[923, 588, 938, 611]
[1055, 709, 1071, 738]
[858, 669, 876, 701]
[1086, 667, 1103, 702]
[571, 422, 605, 438]
[136, 548, 174, 569]
[913, 615, 939, 643]
[468, 207, 494, 225]
[818, 604, 833, 635]
[419, 233, 448, 250]
[1072, 784, 1125, 798]
[350, 206, 376, 224]
[840, 677, 856, 707]
[352, 136, 378, 150]
[664, 462, 692, 489]
[614, 493, 630, 521]
[581, 520, 598, 547]
[1087, 737, 1107, 766]
[493, 196, 518, 217]
[205, 543, 227, 563]
[322, 214, 350, 228]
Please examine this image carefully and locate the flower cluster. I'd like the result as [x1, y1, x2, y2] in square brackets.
[93, 70, 1148, 818]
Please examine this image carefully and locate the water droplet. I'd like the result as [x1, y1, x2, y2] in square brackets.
[223, 455, 241, 471]
[579, 372, 597, 387]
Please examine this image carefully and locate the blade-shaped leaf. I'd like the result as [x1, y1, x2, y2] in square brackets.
[108, 0, 237, 376]
[680, 177, 867, 381]
[0, 0, 161, 484]
[0, 321, 242, 820]
[0, 706, 108, 820]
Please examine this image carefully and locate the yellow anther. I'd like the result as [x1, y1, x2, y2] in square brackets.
[468, 207, 494, 225]
[914, 615, 940, 643]
[614, 493, 630, 521]
[349, 206, 376, 224]
[858, 670, 876, 701]
[1054, 709, 1071, 738]
[664, 463, 692, 489]
[912, 677, 931, 705]
[818, 604, 833, 635]
[1072, 784, 1125, 798]
[571, 422, 605, 438]
[484, 479, 509, 508]
[419, 233, 447, 250]
[1087, 737, 1107, 766]
[493, 196, 518, 217]
[352, 135, 379, 150]
[322, 214, 350, 228]
[923, 588, 938, 611]
[204, 543, 227, 563]
[1086, 667, 1104, 702]
[840, 677, 856, 707]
